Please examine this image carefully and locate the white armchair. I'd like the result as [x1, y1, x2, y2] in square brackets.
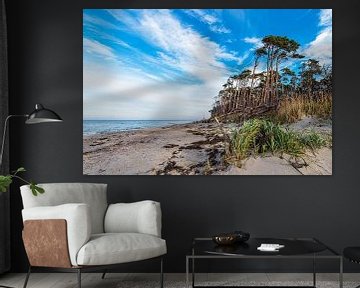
[20, 183, 166, 288]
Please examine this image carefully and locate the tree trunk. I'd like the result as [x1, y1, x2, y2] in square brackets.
[274, 57, 280, 103]
[263, 48, 271, 105]
[250, 57, 258, 89]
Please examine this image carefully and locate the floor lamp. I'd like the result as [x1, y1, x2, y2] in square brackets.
[0, 103, 62, 288]
[0, 103, 63, 167]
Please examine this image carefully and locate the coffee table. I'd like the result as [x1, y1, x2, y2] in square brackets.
[186, 237, 343, 288]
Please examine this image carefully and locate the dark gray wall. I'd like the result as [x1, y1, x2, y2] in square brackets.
[5, 0, 360, 273]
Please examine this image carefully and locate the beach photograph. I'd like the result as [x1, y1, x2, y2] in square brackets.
[83, 9, 332, 175]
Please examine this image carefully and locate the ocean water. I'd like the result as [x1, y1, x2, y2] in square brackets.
[83, 120, 192, 135]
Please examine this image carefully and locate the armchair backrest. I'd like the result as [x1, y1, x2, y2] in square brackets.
[20, 183, 108, 234]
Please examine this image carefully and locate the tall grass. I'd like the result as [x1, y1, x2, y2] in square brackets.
[274, 93, 332, 124]
[228, 119, 327, 162]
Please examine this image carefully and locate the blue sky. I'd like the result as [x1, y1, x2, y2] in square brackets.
[83, 9, 332, 120]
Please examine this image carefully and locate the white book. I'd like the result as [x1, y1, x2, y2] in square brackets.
[257, 243, 285, 251]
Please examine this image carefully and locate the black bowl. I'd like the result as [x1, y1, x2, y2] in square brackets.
[233, 230, 250, 242]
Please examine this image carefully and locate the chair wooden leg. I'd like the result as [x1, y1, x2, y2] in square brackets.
[101, 270, 107, 279]
[23, 266, 31, 288]
[77, 269, 81, 288]
[160, 257, 164, 288]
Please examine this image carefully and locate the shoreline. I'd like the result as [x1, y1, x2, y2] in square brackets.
[83, 120, 197, 138]
[83, 122, 195, 138]
[83, 118, 332, 175]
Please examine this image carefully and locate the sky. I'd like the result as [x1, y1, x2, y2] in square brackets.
[83, 9, 332, 121]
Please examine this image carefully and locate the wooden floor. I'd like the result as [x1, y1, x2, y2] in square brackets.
[0, 273, 359, 288]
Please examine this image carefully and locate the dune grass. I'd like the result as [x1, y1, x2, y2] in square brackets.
[228, 118, 327, 162]
[274, 93, 332, 124]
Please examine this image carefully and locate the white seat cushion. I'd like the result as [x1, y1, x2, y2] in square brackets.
[76, 233, 167, 266]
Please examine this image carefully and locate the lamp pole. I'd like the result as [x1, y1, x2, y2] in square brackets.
[0, 114, 28, 168]
[0, 115, 27, 288]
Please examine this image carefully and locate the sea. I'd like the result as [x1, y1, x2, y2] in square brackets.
[83, 120, 192, 136]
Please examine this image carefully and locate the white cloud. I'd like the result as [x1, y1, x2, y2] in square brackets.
[303, 27, 332, 64]
[210, 25, 231, 34]
[102, 34, 131, 49]
[219, 50, 250, 65]
[83, 38, 116, 60]
[243, 37, 262, 48]
[187, 9, 218, 25]
[106, 9, 138, 28]
[319, 9, 332, 27]
[83, 14, 133, 50]
[302, 9, 332, 65]
[185, 9, 231, 34]
[83, 13, 122, 32]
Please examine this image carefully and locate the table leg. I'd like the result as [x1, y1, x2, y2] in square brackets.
[313, 254, 316, 287]
[192, 257, 195, 288]
[192, 247, 195, 288]
[186, 257, 189, 288]
[339, 257, 343, 288]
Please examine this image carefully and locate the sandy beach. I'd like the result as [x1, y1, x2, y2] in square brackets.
[83, 122, 227, 175]
[83, 117, 332, 175]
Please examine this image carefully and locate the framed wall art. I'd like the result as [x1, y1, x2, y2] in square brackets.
[83, 9, 332, 175]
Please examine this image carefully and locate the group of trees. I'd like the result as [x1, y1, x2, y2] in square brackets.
[211, 35, 332, 118]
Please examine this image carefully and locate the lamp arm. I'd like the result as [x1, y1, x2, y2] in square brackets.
[0, 114, 28, 169]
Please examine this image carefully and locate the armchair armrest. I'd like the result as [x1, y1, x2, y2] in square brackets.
[104, 200, 162, 237]
[22, 203, 91, 266]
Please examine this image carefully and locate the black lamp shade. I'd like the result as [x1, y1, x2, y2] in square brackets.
[25, 104, 63, 124]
